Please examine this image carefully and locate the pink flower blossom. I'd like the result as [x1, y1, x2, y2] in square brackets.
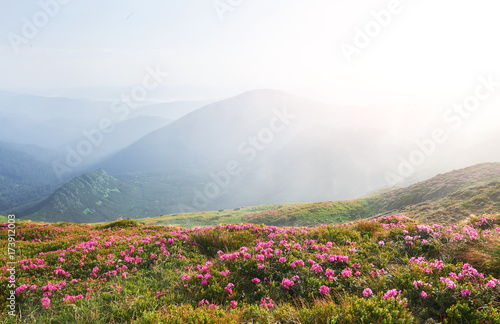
[442, 278, 456, 289]
[325, 269, 335, 277]
[225, 283, 234, 294]
[41, 297, 51, 309]
[281, 278, 294, 290]
[341, 268, 352, 278]
[290, 260, 304, 267]
[461, 289, 471, 297]
[319, 285, 330, 294]
[363, 288, 372, 297]
[15, 284, 28, 294]
[383, 289, 401, 299]
[413, 280, 423, 287]
[62, 294, 83, 304]
[260, 297, 274, 309]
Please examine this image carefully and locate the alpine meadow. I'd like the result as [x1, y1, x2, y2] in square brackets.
[1, 1, 500, 323]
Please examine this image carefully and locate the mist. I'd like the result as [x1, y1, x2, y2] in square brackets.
[1, 0, 499, 221]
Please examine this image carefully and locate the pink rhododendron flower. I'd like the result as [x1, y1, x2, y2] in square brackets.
[225, 283, 234, 294]
[41, 297, 50, 309]
[290, 260, 304, 267]
[281, 278, 294, 290]
[383, 289, 400, 299]
[461, 289, 471, 297]
[319, 285, 330, 294]
[260, 297, 274, 309]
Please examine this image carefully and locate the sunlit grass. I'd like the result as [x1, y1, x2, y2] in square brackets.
[1, 215, 499, 323]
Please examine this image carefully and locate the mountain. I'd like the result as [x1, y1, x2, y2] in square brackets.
[17, 169, 140, 223]
[56, 116, 172, 171]
[128, 100, 212, 120]
[0, 90, 212, 183]
[97, 89, 410, 212]
[0, 90, 110, 148]
[0, 142, 62, 212]
[0, 90, 208, 152]
[9, 89, 500, 221]
[137, 162, 500, 227]
[19, 162, 500, 225]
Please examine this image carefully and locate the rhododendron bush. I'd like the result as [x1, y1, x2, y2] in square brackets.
[1, 216, 499, 323]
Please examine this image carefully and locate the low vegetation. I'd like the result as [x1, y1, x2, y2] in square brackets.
[1, 215, 499, 323]
[138, 199, 385, 228]
[138, 163, 500, 228]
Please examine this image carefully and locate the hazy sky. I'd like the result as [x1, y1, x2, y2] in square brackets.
[1, 0, 500, 105]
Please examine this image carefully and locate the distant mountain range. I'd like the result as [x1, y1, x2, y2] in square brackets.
[0, 142, 61, 211]
[2, 89, 500, 223]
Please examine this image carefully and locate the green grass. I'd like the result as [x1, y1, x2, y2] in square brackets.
[136, 199, 386, 228]
[400, 181, 500, 224]
[135, 163, 500, 228]
[137, 203, 299, 227]
[0, 215, 7, 223]
[2, 215, 499, 323]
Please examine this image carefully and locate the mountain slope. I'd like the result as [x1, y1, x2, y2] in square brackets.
[399, 177, 500, 224]
[0, 142, 61, 211]
[18, 169, 140, 223]
[0, 91, 110, 148]
[97, 89, 411, 212]
[137, 162, 500, 227]
[128, 100, 211, 120]
[370, 162, 500, 211]
[57, 116, 172, 170]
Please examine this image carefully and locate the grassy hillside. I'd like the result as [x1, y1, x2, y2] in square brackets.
[140, 199, 385, 228]
[370, 162, 500, 211]
[1, 215, 499, 323]
[19, 169, 140, 223]
[401, 179, 500, 224]
[18, 162, 500, 226]
[138, 163, 500, 228]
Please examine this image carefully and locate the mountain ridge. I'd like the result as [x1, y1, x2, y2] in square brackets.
[18, 162, 500, 225]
